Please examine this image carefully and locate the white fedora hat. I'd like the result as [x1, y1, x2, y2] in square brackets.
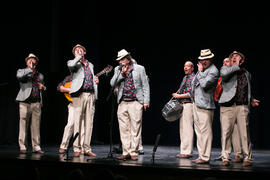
[198, 49, 214, 60]
[116, 49, 130, 61]
[25, 53, 39, 63]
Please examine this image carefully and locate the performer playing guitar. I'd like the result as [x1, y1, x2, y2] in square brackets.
[64, 65, 113, 102]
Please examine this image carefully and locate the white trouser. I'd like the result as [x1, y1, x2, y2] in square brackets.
[18, 102, 42, 152]
[60, 103, 85, 150]
[193, 104, 214, 161]
[72, 92, 95, 153]
[220, 105, 252, 161]
[179, 103, 194, 155]
[117, 101, 143, 156]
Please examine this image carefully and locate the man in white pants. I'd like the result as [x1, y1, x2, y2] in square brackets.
[214, 58, 243, 163]
[57, 75, 85, 154]
[172, 61, 195, 159]
[16, 53, 46, 154]
[110, 49, 150, 161]
[219, 51, 259, 167]
[113, 58, 146, 155]
[67, 44, 99, 157]
[192, 49, 219, 164]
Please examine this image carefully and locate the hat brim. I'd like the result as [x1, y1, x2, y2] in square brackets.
[25, 56, 39, 62]
[72, 45, 87, 55]
[198, 54, 214, 60]
[116, 53, 130, 61]
[229, 52, 245, 60]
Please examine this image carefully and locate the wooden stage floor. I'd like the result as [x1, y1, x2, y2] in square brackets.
[0, 144, 270, 180]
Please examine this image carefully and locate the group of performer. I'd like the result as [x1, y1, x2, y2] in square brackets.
[171, 49, 259, 167]
[15, 45, 149, 160]
[15, 45, 259, 166]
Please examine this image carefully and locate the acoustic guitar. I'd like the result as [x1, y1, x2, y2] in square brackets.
[64, 65, 113, 102]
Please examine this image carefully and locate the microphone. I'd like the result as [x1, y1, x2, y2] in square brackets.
[118, 63, 126, 70]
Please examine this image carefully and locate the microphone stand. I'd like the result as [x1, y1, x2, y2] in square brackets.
[105, 70, 122, 159]
[151, 134, 161, 164]
[64, 132, 79, 160]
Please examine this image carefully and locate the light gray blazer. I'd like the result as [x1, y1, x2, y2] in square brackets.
[110, 64, 150, 104]
[16, 68, 44, 103]
[219, 65, 252, 106]
[194, 64, 219, 110]
[67, 55, 98, 99]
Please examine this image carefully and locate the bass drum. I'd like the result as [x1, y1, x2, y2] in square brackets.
[161, 99, 183, 122]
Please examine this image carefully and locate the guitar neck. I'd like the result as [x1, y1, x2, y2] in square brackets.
[95, 70, 106, 77]
[95, 65, 112, 77]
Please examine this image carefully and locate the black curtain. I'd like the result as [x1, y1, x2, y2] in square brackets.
[0, 0, 269, 149]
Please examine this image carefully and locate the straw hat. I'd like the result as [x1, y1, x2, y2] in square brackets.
[116, 49, 130, 61]
[229, 51, 245, 60]
[72, 44, 87, 55]
[198, 49, 214, 60]
[25, 53, 39, 63]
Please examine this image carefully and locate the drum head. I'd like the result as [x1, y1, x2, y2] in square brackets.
[161, 99, 183, 122]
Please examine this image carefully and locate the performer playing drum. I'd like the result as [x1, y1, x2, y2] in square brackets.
[171, 61, 196, 159]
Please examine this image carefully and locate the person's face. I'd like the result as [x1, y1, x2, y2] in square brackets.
[231, 54, 244, 65]
[119, 58, 129, 65]
[223, 58, 231, 66]
[199, 58, 212, 70]
[26, 58, 37, 69]
[184, 62, 194, 75]
[74, 47, 86, 57]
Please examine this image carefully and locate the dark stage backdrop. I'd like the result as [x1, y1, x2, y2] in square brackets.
[0, 0, 269, 149]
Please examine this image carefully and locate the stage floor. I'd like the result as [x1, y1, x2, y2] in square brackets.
[1, 144, 270, 180]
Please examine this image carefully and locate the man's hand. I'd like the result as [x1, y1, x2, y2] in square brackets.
[121, 65, 128, 75]
[59, 85, 70, 93]
[172, 93, 181, 99]
[94, 76, 99, 84]
[38, 83, 46, 90]
[197, 62, 203, 72]
[251, 99, 260, 107]
[79, 56, 86, 64]
[143, 104, 149, 111]
[114, 85, 119, 94]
